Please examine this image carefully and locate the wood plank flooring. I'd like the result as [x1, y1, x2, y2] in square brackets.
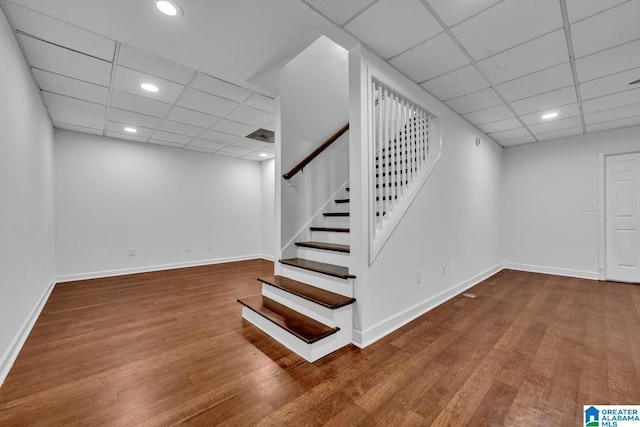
[0, 261, 639, 426]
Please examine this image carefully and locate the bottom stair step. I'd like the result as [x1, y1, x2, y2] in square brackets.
[238, 295, 339, 344]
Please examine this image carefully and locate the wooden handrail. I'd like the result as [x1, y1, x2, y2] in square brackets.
[282, 123, 349, 180]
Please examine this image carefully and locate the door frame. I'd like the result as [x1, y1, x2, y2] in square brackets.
[598, 149, 640, 281]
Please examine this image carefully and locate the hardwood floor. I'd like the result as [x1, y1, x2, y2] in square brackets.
[1, 261, 639, 426]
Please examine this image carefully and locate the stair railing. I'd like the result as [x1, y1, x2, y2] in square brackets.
[282, 123, 349, 180]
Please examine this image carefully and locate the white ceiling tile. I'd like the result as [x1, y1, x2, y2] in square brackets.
[42, 91, 106, 118]
[18, 34, 112, 86]
[48, 109, 104, 130]
[463, 104, 514, 125]
[427, 0, 502, 26]
[264, 122, 276, 132]
[148, 139, 184, 148]
[215, 151, 244, 159]
[7, 2, 115, 61]
[106, 122, 155, 138]
[535, 126, 584, 141]
[110, 90, 171, 118]
[582, 87, 640, 114]
[580, 67, 640, 100]
[177, 89, 239, 117]
[225, 105, 275, 127]
[117, 44, 196, 85]
[445, 88, 503, 115]
[565, 0, 628, 23]
[451, 0, 563, 60]
[157, 120, 205, 137]
[211, 119, 258, 137]
[496, 63, 574, 102]
[421, 65, 489, 100]
[114, 66, 185, 104]
[571, 1, 640, 58]
[261, 145, 275, 153]
[390, 33, 468, 83]
[232, 138, 271, 150]
[189, 139, 228, 151]
[509, 86, 577, 115]
[54, 122, 103, 135]
[478, 30, 568, 84]
[575, 39, 640, 82]
[244, 93, 276, 113]
[166, 107, 220, 129]
[32, 68, 109, 105]
[585, 103, 640, 125]
[108, 108, 162, 129]
[302, 0, 376, 25]
[200, 129, 241, 145]
[500, 135, 537, 146]
[488, 127, 531, 141]
[586, 115, 640, 133]
[528, 116, 583, 134]
[191, 73, 252, 103]
[151, 131, 193, 145]
[218, 145, 253, 155]
[345, 0, 442, 59]
[183, 145, 215, 154]
[477, 117, 522, 134]
[520, 103, 581, 126]
[243, 153, 273, 162]
[105, 131, 148, 143]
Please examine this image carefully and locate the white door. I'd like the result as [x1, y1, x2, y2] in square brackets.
[606, 152, 640, 283]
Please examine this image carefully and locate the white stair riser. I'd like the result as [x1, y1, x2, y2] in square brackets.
[332, 203, 350, 213]
[241, 307, 344, 362]
[310, 231, 350, 245]
[296, 246, 350, 267]
[280, 264, 353, 297]
[323, 215, 349, 227]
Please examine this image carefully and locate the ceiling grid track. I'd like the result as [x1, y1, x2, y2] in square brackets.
[103, 42, 120, 137]
[419, 0, 540, 143]
[559, 0, 587, 135]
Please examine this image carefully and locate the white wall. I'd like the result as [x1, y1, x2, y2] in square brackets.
[349, 46, 504, 346]
[261, 158, 276, 259]
[278, 36, 350, 257]
[55, 130, 266, 280]
[0, 8, 55, 384]
[503, 125, 640, 279]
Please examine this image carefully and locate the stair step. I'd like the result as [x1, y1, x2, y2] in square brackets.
[280, 258, 356, 279]
[323, 212, 349, 217]
[309, 227, 350, 233]
[335, 198, 350, 204]
[295, 241, 350, 253]
[258, 275, 355, 309]
[238, 296, 338, 344]
[346, 187, 349, 192]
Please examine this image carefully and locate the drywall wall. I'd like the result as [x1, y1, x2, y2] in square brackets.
[503, 124, 640, 279]
[261, 159, 276, 259]
[349, 46, 504, 346]
[55, 130, 265, 280]
[0, 7, 55, 384]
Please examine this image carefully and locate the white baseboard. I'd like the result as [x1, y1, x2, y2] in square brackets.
[503, 262, 599, 280]
[55, 254, 270, 283]
[0, 278, 56, 387]
[352, 263, 504, 348]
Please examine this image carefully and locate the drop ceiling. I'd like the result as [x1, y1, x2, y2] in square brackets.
[3, 0, 640, 150]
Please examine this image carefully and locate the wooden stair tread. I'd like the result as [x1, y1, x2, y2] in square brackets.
[323, 212, 349, 217]
[280, 258, 356, 279]
[334, 198, 350, 204]
[295, 241, 350, 253]
[309, 227, 350, 233]
[238, 296, 339, 344]
[258, 275, 355, 309]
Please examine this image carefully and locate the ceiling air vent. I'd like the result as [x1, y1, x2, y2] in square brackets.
[246, 128, 274, 143]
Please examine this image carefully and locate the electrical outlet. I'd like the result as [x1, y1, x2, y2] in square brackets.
[442, 264, 446, 276]
[129, 248, 135, 256]
[416, 270, 421, 284]
[186, 244, 191, 253]
[207, 242, 212, 250]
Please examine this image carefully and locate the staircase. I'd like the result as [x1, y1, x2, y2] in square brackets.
[238, 188, 356, 362]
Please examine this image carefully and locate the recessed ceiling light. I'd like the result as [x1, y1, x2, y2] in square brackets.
[259, 153, 268, 158]
[140, 83, 159, 93]
[156, 1, 182, 16]
[542, 112, 558, 120]
[124, 127, 137, 133]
